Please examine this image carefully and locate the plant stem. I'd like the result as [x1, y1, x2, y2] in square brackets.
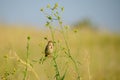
[23, 37, 30, 80]
[53, 57, 60, 80]
[49, 25, 61, 80]
[12, 52, 40, 80]
[59, 22, 80, 80]
[49, 26, 55, 42]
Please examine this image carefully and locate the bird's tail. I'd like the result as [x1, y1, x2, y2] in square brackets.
[45, 54, 47, 57]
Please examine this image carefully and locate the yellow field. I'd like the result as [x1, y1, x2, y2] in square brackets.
[0, 24, 120, 80]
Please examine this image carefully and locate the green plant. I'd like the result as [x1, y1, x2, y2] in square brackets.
[40, 2, 80, 80]
[1, 55, 16, 80]
[23, 36, 30, 80]
[6, 37, 39, 80]
[40, 3, 66, 80]
[1, 2, 81, 80]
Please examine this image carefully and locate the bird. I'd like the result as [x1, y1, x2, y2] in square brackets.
[45, 41, 54, 57]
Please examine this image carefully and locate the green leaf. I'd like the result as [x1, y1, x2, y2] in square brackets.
[61, 7, 64, 12]
[61, 68, 67, 80]
[30, 63, 33, 68]
[56, 11, 59, 15]
[54, 13, 57, 17]
[27, 36, 30, 40]
[45, 21, 50, 27]
[47, 4, 51, 8]
[39, 57, 46, 64]
[44, 37, 48, 40]
[40, 8, 44, 12]
[57, 16, 61, 20]
[47, 16, 52, 20]
[52, 3, 58, 10]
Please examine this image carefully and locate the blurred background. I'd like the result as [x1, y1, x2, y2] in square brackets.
[0, 0, 120, 32]
[0, 0, 120, 80]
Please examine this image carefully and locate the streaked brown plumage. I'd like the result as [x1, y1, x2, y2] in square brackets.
[45, 41, 54, 57]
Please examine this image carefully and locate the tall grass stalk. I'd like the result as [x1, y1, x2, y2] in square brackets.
[59, 20, 80, 80]
[23, 36, 30, 80]
[49, 24, 61, 80]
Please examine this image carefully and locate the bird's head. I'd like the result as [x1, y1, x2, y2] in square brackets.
[47, 41, 54, 47]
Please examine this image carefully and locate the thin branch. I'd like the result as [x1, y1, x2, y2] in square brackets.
[9, 52, 40, 80]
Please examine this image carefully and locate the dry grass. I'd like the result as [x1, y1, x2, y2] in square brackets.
[0, 25, 120, 80]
